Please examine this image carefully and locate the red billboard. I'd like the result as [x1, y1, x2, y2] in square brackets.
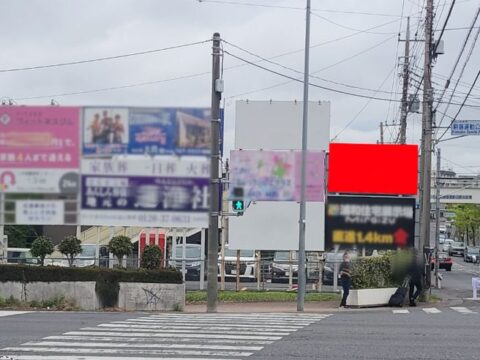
[328, 143, 418, 195]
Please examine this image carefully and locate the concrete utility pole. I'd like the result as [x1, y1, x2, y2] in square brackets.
[420, 0, 434, 290]
[207, 32, 222, 312]
[399, 17, 411, 144]
[380, 122, 384, 144]
[297, 0, 311, 312]
[435, 147, 441, 288]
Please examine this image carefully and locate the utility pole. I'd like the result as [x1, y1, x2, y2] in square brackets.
[434, 147, 441, 288]
[297, 0, 311, 312]
[419, 0, 434, 292]
[399, 17, 410, 144]
[207, 32, 222, 313]
[380, 122, 384, 144]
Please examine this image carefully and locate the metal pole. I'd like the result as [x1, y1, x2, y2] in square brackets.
[380, 122, 384, 144]
[400, 17, 410, 144]
[435, 147, 441, 288]
[420, 0, 434, 294]
[200, 229, 205, 290]
[207, 32, 222, 312]
[0, 190, 5, 264]
[236, 249, 240, 292]
[182, 229, 187, 284]
[297, 0, 311, 313]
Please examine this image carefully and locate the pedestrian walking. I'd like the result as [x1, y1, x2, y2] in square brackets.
[408, 249, 423, 306]
[339, 251, 352, 308]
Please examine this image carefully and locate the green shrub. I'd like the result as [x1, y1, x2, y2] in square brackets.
[352, 253, 410, 289]
[58, 235, 82, 267]
[108, 236, 133, 267]
[30, 236, 54, 266]
[141, 245, 162, 270]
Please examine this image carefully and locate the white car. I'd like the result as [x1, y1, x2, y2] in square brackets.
[218, 249, 257, 280]
[442, 239, 455, 252]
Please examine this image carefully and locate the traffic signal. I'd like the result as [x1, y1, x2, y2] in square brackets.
[232, 200, 245, 212]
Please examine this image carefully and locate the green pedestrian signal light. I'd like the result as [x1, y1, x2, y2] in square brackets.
[233, 200, 245, 212]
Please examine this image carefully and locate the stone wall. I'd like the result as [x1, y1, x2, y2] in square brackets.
[0, 281, 184, 311]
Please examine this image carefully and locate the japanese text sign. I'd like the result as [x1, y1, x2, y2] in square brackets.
[16, 200, 65, 225]
[325, 196, 415, 250]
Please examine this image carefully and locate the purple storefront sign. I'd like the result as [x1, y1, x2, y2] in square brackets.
[82, 175, 209, 212]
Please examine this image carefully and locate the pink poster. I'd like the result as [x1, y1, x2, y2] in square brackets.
[0, 106, 80, 169]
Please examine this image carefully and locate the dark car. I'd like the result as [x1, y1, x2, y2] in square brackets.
[169, 244, 202, 280]
[270, 251, 298, 283]
[464, 247, 480, 263]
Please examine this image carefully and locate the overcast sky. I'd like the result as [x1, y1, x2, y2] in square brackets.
[1, 0, 479, 175]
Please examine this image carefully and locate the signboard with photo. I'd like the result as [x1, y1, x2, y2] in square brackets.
[325, 196, 416, 250]
[0, 106, 80, 193]
[82, 107, 214, 156]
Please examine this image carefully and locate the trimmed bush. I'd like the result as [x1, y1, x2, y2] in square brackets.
[141, 245, 162, 270]
[351, 252, 411, 290]
[30, 236, 54, 266]
[108, 236, 133, 267]
[0, 265, 182, 284]
[58, 235, 82, 267]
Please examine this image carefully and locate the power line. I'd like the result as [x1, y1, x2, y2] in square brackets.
[223, 49, 403, 102]
[331, 66, 396, 142]
[0, 40, 210, 73]
[197, 0, 405, 17]
[310, 11, 396, 35]
[433, 0, 456, 54]
[12, 70, 210, 101]
[438, 68, 480, 141]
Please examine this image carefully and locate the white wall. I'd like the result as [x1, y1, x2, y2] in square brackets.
[229, 100, 330, 251]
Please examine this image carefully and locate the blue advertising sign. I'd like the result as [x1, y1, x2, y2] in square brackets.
[82, 106, 223, 156]
[451, 120, 480, 136]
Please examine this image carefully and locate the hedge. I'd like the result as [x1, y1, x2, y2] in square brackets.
[0, 265, 182, 284]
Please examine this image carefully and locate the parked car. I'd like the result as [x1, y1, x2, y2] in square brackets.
[271, 251, 298, 283]
[169, 244, 202, 280]
[218, 249, 257, 281]
[6, 248, 38, 265]
[464, 247, 480, 263]
[442, 239, 455, 252]
[431, 252, 452, 271]
[439, 234, 446, 244]
[449, 242, 465, 257]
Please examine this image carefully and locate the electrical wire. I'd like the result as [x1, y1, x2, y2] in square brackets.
[310, 11, 396, 35]
[223, 49, 403, 103]
[438, 68, 480, 141]
[0, 40, 211, 73]
[433, 0, 456, 54]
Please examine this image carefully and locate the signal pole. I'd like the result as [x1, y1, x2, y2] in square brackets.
[419, 0, 434, 291]
[297, 0, 311, 312]
[207, 32, 222, 312]
[434, 147, 441, 288]
[399, 17, 410, 144]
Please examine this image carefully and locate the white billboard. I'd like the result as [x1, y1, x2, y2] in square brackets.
[230, 100, 330, 251]
[16, 200, 65, 225]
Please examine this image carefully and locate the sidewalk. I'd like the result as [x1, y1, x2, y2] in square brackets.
[185, 301, 339, 313]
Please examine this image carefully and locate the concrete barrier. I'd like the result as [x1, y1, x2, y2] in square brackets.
[0, 281, 184, 311]
[118, 282, 185, 311]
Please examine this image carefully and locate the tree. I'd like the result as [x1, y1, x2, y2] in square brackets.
[30, 236, 54, 266]
[452, 204, 480, 246]
[108, 236, 132, 267]
[141, 245, 162, 270]
[4, 225, 41, 248]
[58, 235, 82, 267]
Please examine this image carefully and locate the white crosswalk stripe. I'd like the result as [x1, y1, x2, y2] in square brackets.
[450, 306, 477, 314]
[392, 309, 410, 314]
[1, 313, 331, 359]
[422, 307, 442, 314]
[0, 311, 30, 318]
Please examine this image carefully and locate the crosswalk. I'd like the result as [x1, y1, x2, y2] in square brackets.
[1, 313, 331, 359]
[392, 306, 478, 315]
[0, 311, 30, 318]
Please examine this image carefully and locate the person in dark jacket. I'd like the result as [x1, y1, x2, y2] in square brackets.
[339, 251, 352, 308]
[408, 249, 423, 306]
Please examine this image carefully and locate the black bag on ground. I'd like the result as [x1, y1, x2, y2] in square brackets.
[388, 287, 408, 307]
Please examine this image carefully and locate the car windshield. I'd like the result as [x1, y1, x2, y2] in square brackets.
[274, 251, 297, 261]
[468, 247, 480, 254]
[224, 249, 255, 258]
[80, 245, 96, 258]
[174, 246, 201, 259]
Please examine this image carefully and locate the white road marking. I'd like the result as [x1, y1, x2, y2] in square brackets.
[8, 356, 239, 360]
[113, 320, 303, 330]
[0, 311, 30, 318]
[423, 307, 442, 314]
[450, 307, 476, 314]
[66, 330, 283, 341]
[44, 335, 274, 345]
[2, 346, 253, 357]
[392, 309, 410, 314]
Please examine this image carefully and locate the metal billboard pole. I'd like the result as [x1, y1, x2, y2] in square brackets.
[297, 0, 311, 312]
